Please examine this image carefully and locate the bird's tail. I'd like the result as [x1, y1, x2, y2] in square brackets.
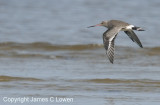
[132, 27, 145, 31]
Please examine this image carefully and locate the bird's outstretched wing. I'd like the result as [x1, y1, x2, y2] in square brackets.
[103, 27, 120, 63]
[124, 30, 143, 48]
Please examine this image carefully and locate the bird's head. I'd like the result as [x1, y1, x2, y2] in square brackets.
[87, 21, 108, 28]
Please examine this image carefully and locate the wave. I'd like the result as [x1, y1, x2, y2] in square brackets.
[146, 47, 160, 56]
[0, 75, 43, 82]
[84, 78, 160, 85]
[0, 42, 103, 51]
[0, 42, 159, 59]
[0, 41, 160, 50]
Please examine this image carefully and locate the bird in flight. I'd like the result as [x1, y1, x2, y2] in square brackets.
[88, 20, 144, 64]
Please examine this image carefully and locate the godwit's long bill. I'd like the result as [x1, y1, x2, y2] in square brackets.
[88, 20, 144, 64]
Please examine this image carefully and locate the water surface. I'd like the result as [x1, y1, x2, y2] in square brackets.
[0, 0, 160, 105]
